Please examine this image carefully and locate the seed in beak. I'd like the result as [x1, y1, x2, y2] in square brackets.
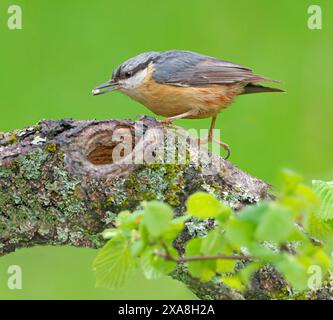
[92, 88, 101, 95]
[92, 81, 119, 95]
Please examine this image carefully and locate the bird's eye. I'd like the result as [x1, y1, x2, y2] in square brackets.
[124, 71, 132, 78]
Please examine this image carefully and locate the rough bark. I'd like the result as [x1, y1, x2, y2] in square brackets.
[0, 116, 317, 300]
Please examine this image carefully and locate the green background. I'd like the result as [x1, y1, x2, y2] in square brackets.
[0, 0, 332, 299]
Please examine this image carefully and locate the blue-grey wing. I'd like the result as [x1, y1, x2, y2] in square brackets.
[152, 50, 276, 86]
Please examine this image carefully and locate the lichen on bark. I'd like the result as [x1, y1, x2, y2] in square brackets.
[0, 146, 102, 253]
[0, 117, 287, 299]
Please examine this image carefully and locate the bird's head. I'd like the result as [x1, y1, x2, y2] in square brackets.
[92, 51, 160, 96]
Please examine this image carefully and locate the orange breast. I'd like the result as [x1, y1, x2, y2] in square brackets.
[123, 64, 243, 119]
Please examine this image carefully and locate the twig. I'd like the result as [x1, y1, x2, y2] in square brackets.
[157, 250, 252, 263]
[178, 254, 252, 262]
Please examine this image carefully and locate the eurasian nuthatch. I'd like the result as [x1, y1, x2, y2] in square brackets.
[92, 50, 283, 159]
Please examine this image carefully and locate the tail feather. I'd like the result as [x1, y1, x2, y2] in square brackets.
[241, 83, 285, 95]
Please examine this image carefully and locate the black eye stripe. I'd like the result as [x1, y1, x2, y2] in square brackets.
[114, 59, 153, 81]
[112, 53, 159, 82]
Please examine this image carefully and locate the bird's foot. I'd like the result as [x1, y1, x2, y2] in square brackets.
[158, 119, 180, 130]
[213, 138, 231, 160]
[135, 114, 157, 122]
[159, 119, 172, 125]
[198, 137, 231, 160]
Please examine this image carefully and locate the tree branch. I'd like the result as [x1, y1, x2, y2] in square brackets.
[0, 117, 327, 299]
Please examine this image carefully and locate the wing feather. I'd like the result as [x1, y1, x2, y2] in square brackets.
[153, 50, 279, 87]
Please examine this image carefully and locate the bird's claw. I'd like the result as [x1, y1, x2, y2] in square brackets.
[159, 119, 172, 125]
[213, 139, 230, 160]
[158, 119, 180, 130]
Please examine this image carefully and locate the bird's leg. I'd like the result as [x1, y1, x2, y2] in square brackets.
[197, 115, 217, 144]
[159, 110, 195, 124]
[198, 115, 231, 160]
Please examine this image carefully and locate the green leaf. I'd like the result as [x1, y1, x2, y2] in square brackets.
[281, 169, 303, 193]
[93, 235, 136, 289]
[248, 244, 281, 263]
[131, 239, 147, 256]
[116, 210, 144, 231]
[255, 203, 294, 243]
[130, 224, 150, 256]
[239, 201, 270, 224]
[221, 275, 244, 291]
[216, 259, 237, 273]
[142, 201, 173, 238]
[239, 262, 261, 285]
[140, 250, 176, 280]
[281, 184, 317, 219]
[306, 212, 333, 240]
[312, 180, 333, 220]
[313, 250, 331, 272]
[162, 215, 189, 241]
[140, 252, 162, 280]
[201, 229, 230, 256]
[185, 238, 216, 280]
[186, 192, 223, 218]
[215, 204, 233, 224]
[102, 228, 118, 239]
[185, 238, 202, 255]
[225, 219, 255, 249]
[276, 255, 308, 291]
[280, 171, 317, 219]
[115, 210, 131, 223]
[295, 184, 318, 206]
[287, 227, 308, 242]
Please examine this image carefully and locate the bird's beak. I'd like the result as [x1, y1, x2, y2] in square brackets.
[92, 80, 119, 96]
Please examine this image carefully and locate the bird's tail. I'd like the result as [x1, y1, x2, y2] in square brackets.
[241, 83, 285, 94]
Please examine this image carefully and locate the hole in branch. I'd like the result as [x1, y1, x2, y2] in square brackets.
[86, 145, 116, 165]
[85, 127, 134, 166]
